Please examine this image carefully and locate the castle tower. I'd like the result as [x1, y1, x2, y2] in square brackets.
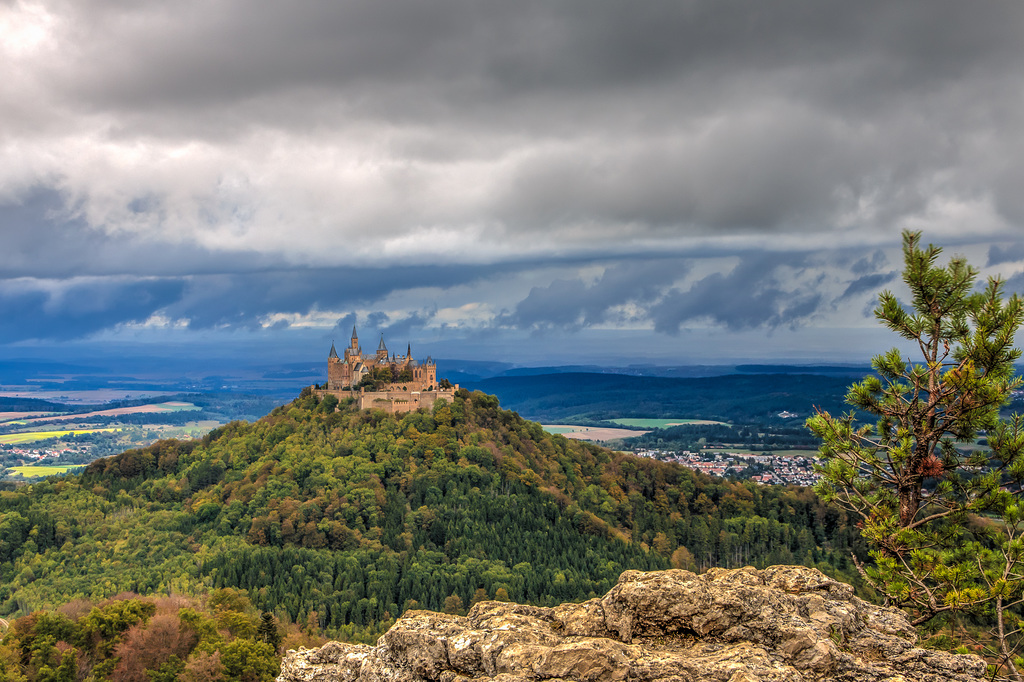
[350, 325, 359, 355]
[327, 341, 345, 389]
[376, 334, 388, 361]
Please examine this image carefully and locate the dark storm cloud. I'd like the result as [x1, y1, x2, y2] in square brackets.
[0, 277, 184, 343]
[0, 260, 517, 343]
[365, 312, 391, 331]
[1001, 271, 1024, 300]
[650, 254, 823, 333]
[989, 244, 1024, 267]
[329, 310, 434, 346]
[163, 262, 527, 330]
[55, 1, 1023, 117]
[850, 251, 889, 276]
[839, 272, 898, 300]
[0, 188, 280, 278]
[380, 311, 437, 340]
[330, 313, 358, 340]
[500, 260, 684, 330]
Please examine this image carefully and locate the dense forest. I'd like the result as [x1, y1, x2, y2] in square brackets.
[0, 388, 864, 679]
[627, 422, 822, 452]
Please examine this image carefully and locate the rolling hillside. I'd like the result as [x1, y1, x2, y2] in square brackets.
[0, 389, 862, 637]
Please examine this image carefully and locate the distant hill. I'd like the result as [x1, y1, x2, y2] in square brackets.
[464, 372, 853, 423]
[437, 360, 874, 382]
[733, 364, 872, 377]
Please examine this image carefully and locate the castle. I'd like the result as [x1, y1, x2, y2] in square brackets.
[315, 327, 458, 414]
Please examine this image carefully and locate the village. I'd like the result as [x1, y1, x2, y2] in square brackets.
[632, 447, 824, 486]
[1, 443, 91, 461]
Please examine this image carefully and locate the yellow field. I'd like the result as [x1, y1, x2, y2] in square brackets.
[0, 428, 119, 445]
[8, 465, 85, 478]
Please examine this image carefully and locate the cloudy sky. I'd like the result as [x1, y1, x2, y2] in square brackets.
[3, 0, 1024, 366]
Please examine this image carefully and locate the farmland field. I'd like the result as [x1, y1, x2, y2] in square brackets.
[8, 465, 85, 478]
[0, 412, 52, 423]
[607, 418, 729, 429]
[542, 425, 650, 441]
[22, 401, 200, 423]
[0, 428, 119, 445]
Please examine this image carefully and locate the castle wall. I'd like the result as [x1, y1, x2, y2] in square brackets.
[313, 385, 460, 416]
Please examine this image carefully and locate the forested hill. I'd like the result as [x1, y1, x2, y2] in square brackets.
[0, 388, 862, 639]
[464, 372, 853, 422]
[0, 395, 70, 412]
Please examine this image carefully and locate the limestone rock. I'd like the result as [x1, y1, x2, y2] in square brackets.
[276, 566, 987, 682]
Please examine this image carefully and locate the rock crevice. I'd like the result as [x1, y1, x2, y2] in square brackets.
[277, 566, 987, 682]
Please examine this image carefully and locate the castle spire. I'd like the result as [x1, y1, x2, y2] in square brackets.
[328, 341, 339, 359]
[378, 334, 388, 352]
[407, 343, 411, 358]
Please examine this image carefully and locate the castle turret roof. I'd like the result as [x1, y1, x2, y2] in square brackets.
[378, 334, 388, 352]
[329, 342, 339, 359]
[352, 325, 358, 339]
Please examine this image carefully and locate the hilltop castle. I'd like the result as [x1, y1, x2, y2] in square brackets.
[316, 327, 458, 414]
[327, 326, 438, 390]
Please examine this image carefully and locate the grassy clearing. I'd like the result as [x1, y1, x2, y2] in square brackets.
[8, 465, 85, 478]
[0, 428, 119, 445]
[608, 418, 729, 429]
[155, 401, 200, 411]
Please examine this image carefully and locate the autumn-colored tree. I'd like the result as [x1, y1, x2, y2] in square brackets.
[110, 612, 194, 682]
[179, 650, 224, 682]
[443, 594, 464, 615]
[670, 546, 695, 571]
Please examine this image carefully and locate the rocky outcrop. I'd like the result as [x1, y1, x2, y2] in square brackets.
[277, 566, 987, 682]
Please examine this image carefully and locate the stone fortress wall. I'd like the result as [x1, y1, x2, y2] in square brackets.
[312, 385, 460, 414]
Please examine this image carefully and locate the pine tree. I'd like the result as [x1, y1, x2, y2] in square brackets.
[808, 230, 1024, 625]
[257, 611, 282, 654]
